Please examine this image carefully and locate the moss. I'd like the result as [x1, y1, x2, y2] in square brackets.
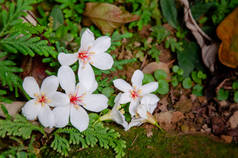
[69, 126, 238, 158]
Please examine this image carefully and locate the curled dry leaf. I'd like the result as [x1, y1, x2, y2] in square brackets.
[179, 0, 218, 72]
[217, 8, 238, 68]
[83, 2, 139, 34]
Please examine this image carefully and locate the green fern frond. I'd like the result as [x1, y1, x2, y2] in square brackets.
[0, 52, 22, 96]
[0, 114, 45, 139]
[0, 0, 36, 36]
[51, 114, 126, 157]
[0, 33, 57, 57]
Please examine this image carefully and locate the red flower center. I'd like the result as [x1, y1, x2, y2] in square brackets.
[78, 51, 89, 61]
[130, 90, 139, 99]
[37, 95, 47, 104]
[70, 95, 81, 105]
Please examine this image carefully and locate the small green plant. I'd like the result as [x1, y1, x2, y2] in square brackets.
[50, 114, 126, 157]
[143, 70, 169, 95]
[217, 88, 229, 101]
[232, 81, 238, 103]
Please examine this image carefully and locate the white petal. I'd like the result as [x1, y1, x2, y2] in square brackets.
[58, 52, 78, 66]
[70, 106, 89, 132]
[114, 93, 122, 104]
[76, 80, 98, 96]
[148, 103, 158, 114]
[90, 52, 113, 70]
[131, 70, 144, 88]
[49, 92, 69, 107]
[127, 118, 144, 130]
[90, 36, 111, 53]
[23, 77, 40, 98]
[111, 110, 128, 129]
[80, 29, 95, 51]
[40, 76, 59, 96]
[119, 92, 131, 104]
[141, 94, 159, 105]
[82, 94, 108, 112]
[53, 105, 70, 128]
[136, 104, 148, 119]
[21, 99, 41, 120]
[112, 93, 122, 111]
[58, 66, 76, 94]
[78, 63, 95, 90]
[113, 79, 132, 92]
[129, 99, 139, 116]
[141, 82, 158, 95]
[141, 94, 159, 113]
[38, 105, 55, 128]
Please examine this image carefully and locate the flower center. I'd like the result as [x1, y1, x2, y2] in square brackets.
[70, 95, 81, 105]
[78, 51, 89, 61]
[130, 89, 141, 99]
[35, 93, 49, 106]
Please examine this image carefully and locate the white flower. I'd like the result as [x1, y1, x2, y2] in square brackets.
[22, 76, 69, 128]
[99, 93, 128, 129]
[58, 28, 113, 86]
[127, 94, 163, 131]
[53, 66, 108, 132]
[113, 70, 158, 116]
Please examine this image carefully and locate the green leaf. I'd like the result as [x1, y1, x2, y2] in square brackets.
[143, 74, 155, 84]
[154, 70, 167, 80]
[234, 91, 238, 103]
[191, 2, 214, 20]
[102, 87, 114, 97]
[192, 84, 203, 96]
[172, 65, 179, 73]
[191, 71, 202, 84]
[50, 6, 64, 30]
[232, 81, 238, 90]
[217, 88, 229, 101]
[160, 0, 178, 29]
[171, 76, 178, 87]
[0, 114, 45, 139]
[182, 77, 192, 89]
[157, 80, 169, 94]
[178, 41, 204, 77]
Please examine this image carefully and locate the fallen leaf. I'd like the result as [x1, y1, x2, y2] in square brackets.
[179, 0, 218, 72]
[83, 3, 139, 34]
[171, 111, 184, 123]
[0, 101, 25, 118]
[174, 95, 193, 113]
[142, 62, 171, 80]
[221, 135, 233, 143]
[229, 111, 238, 129]
[217, 8, 238, 68]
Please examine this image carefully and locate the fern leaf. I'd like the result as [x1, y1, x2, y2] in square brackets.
[0, 53, 22, 94]
[0, 114, 45, 139]
[51, 114, 126, 157]
[51, 135, 70, 156]
[0, 33, 57, 57]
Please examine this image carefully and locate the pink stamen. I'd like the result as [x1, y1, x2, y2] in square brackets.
[78, 51, 89, 61]
[70, 95, 81, 105]
[130, 90, 139, 99]
[38, 95, 47, 103]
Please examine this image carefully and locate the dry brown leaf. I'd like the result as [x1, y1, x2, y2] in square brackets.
[0, 101, 25, 118]
[83, 3, 139, 34]
[142, 62, 171, 80]
[229, 111, 238, 129]
[179, 0, 218, 72]
[217, 8, 238, 68]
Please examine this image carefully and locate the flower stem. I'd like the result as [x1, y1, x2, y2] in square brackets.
[155, 122, 165, 133]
